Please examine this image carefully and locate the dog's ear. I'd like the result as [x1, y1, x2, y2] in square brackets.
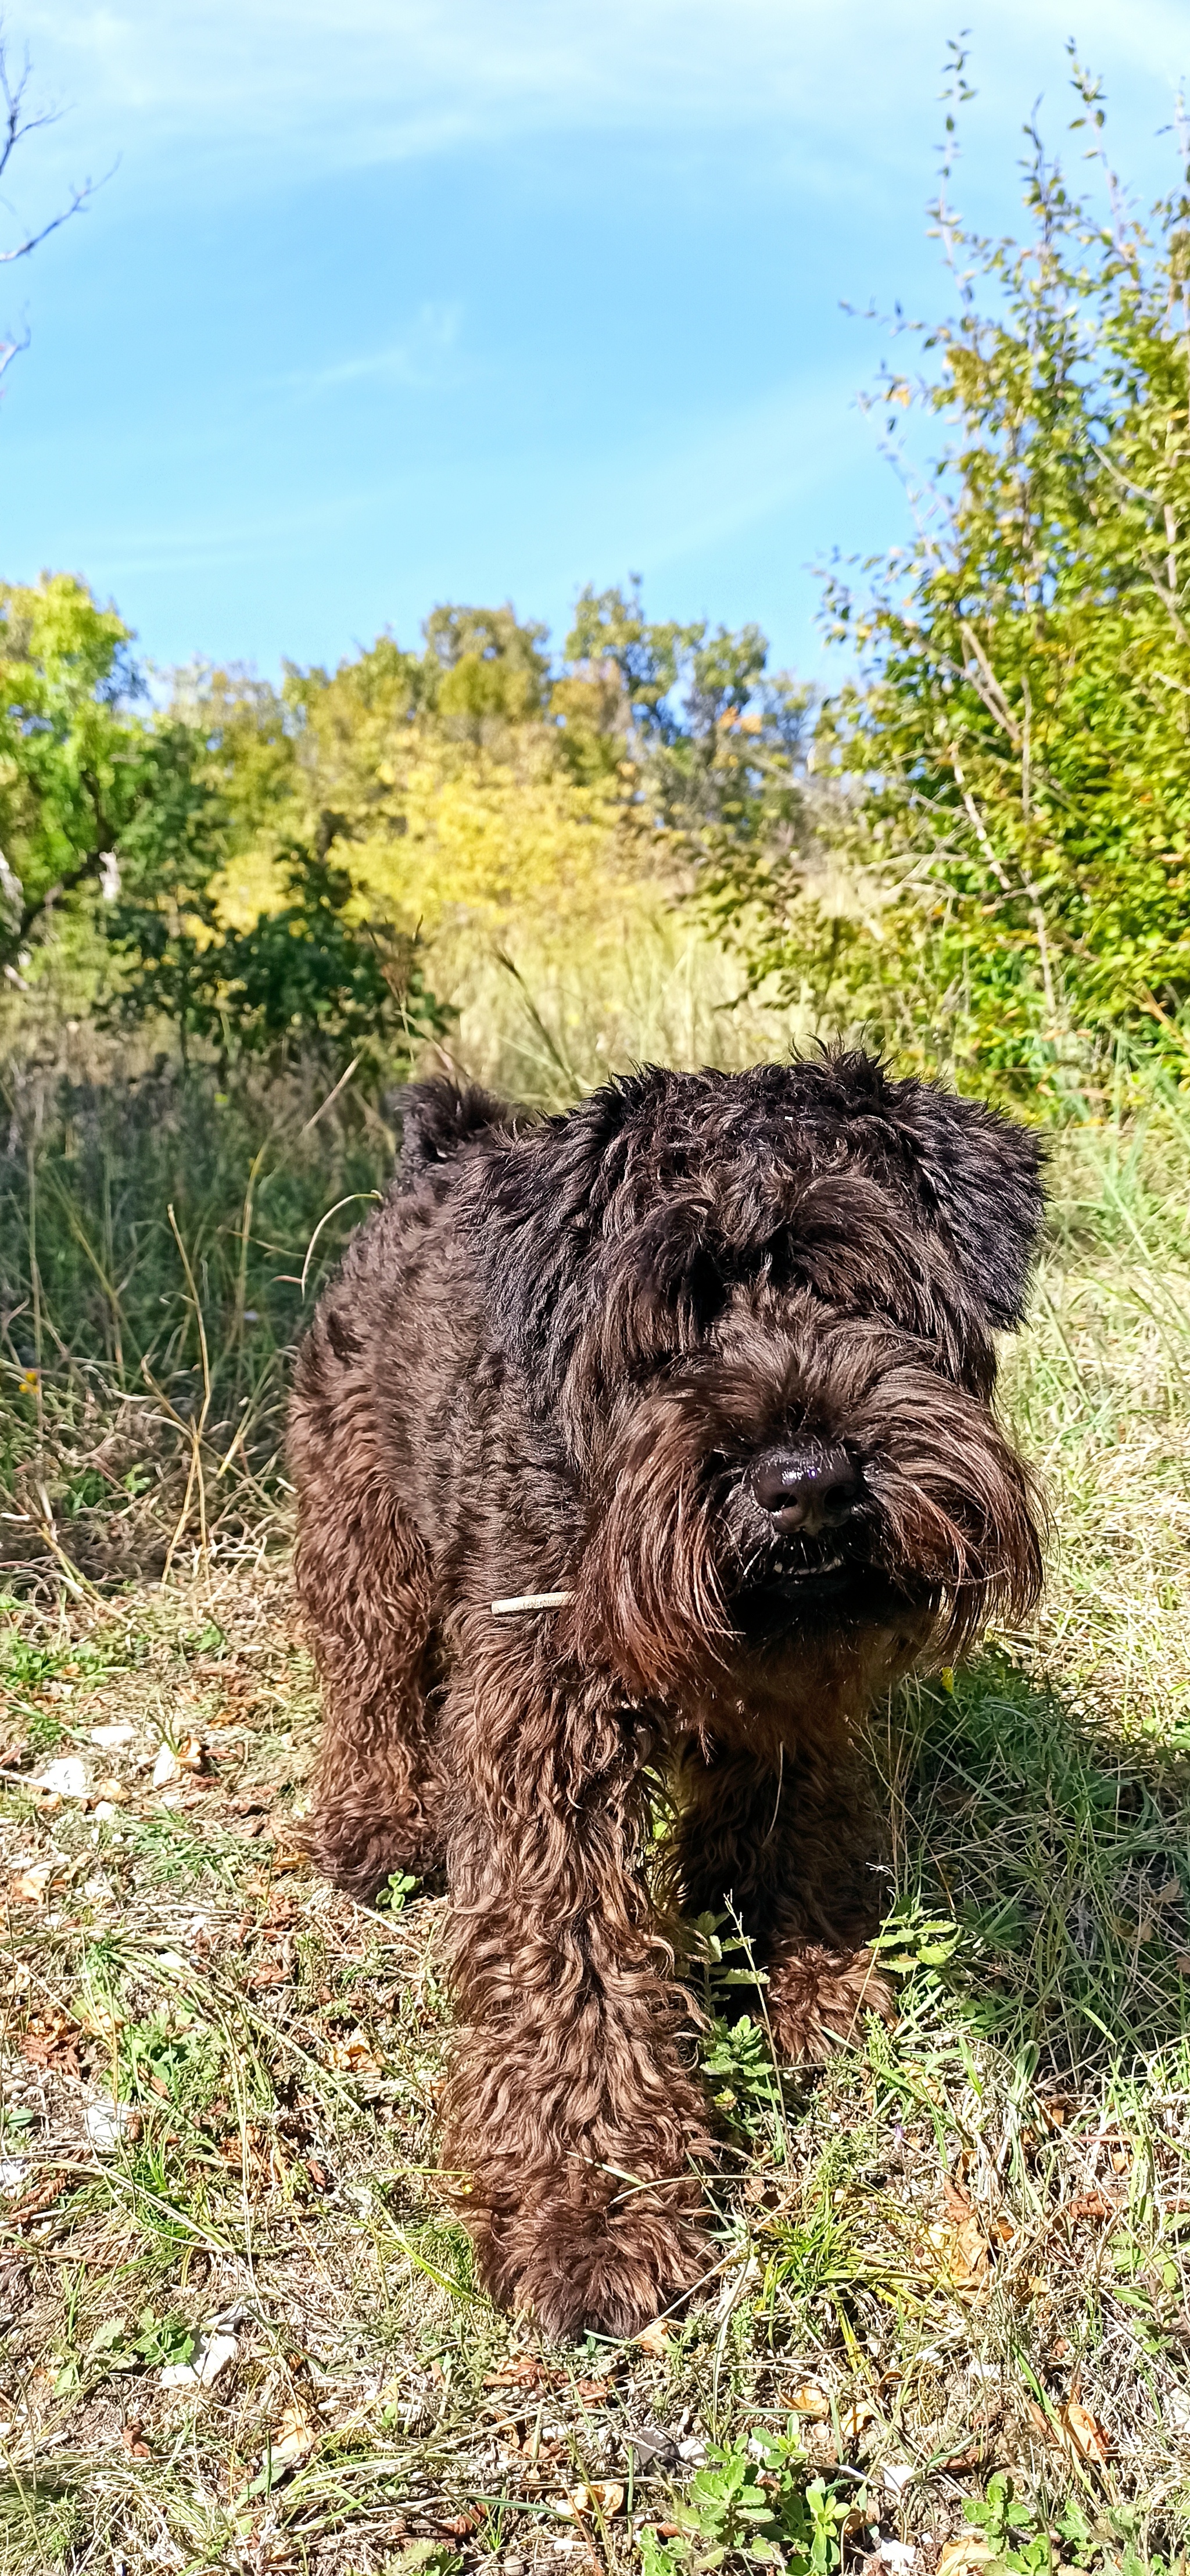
[890, 1081, 1045, 1329]
[469, 1072, 670, 1396]
[389, 1080, 515, 1184]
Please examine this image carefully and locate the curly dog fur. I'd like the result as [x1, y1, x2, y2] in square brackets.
[289, 1052, 1044, 2338]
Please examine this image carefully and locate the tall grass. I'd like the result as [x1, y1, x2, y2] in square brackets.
[431, 897, 812, 1106]
[0, 1052, 393, 1583]
[2, 917, 1190, 1647]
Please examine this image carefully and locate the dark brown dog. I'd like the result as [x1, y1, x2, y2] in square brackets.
[289, 1052, 1044, 2338]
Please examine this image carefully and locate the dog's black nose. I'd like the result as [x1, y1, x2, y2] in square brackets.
[750, 1443, 862, 1538]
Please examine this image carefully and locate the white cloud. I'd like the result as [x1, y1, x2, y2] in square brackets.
[16, 0, 1189, 204]
[285, 302, 464, 397]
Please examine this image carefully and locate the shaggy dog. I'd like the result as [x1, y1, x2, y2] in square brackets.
[289, 1052, 1044, 2338]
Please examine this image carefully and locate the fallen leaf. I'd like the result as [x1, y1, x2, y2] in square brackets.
[9, 2174, 73, 2229]
[268, 1837, 310, 1871]
[484, 2359, 544, 2388]
[10, 1861, 56, 1905]
[327, 2033, 382, 2075]
[1065, 2192, 1113, 2223]
[555, 2481, 625, 2519]
[91, 1775, 130, 1805]
[265, 2403, 317, 2470]
[919, 2213, 992, 2294]
[1026, 2397, 1110, 2465]
[840, 2398, 877, 2439]
[788, 2381, 831, 2417]
[20, 2013, 81, 2077]
[1058, 2397, 1111, 2464]
[937, 2541, 996, 2576]
[632, 2316, 673, 2356]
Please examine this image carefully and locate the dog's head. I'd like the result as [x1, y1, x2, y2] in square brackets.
[466, 1052, 1046, 1697]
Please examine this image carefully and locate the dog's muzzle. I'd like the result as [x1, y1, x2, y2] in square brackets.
[749, 1442, 864, 1539]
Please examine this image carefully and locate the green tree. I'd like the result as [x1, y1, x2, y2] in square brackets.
[565, 577, 813, 882]
[422, 603, 551, 732]
[717, 48, 1190, 1093]
[0, 574, 142, 972]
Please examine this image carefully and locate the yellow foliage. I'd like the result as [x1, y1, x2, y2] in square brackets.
[215, 716, 640, 941]
[356, 731, 628, 930]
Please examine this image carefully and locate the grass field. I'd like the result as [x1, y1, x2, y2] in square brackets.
[1, 948, 1189, 2575]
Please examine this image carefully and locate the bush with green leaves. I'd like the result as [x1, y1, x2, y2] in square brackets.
[105, 832, 455, 1083]
[706, 49, 1190, 1097]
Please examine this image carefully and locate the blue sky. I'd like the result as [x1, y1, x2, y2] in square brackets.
[4, 1, 1189, 685]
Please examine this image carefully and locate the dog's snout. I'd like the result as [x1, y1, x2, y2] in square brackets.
[750, 1443, 862, 1537]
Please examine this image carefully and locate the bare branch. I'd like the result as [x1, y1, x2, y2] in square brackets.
[0, 16, 106, 300]
[0, 32, 55, 189]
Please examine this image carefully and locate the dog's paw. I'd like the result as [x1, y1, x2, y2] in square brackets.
[478, 2195, 708, 2341]
[298, 1800, 443, 1904]
[766, 1943, 895, 2066]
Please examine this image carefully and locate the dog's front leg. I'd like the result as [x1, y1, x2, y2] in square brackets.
[440, 1622, 713, 2339]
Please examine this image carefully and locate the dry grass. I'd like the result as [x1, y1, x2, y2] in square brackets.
[2, 1541, 1188, 2576]
[428, 900, 813, 1111]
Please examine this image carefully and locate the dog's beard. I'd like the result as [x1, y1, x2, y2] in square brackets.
[567, 1317, 1044, 1701]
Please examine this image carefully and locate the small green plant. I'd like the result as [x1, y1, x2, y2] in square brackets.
[641, 2430, 861, 2575]
[377, 1870, 419, 1914]
[871, 1896, 962, 1975]
[701, 2015, 781, 2134]
[121, 2009, 225, 2109]
[126, 2307, 196, 2371]
[959, 2476, 1053, 2576]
